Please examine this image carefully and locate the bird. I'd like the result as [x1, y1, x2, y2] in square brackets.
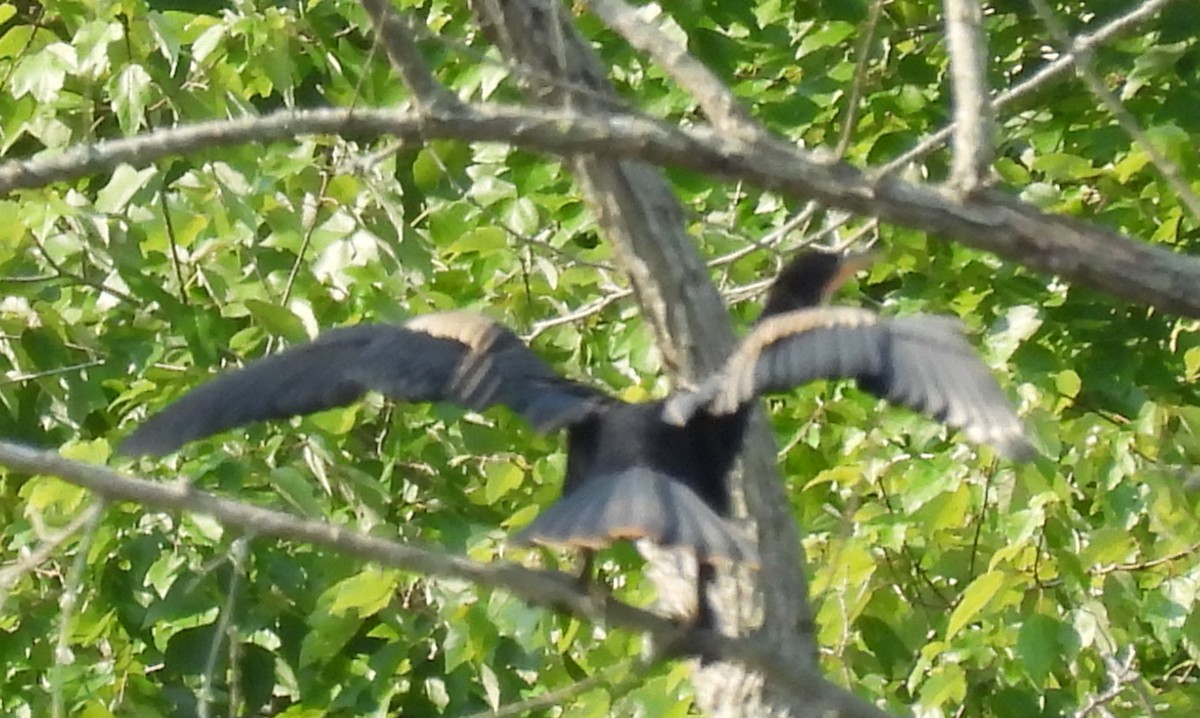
[120, 250, 1034, 624]
[120, 307, 760, 563]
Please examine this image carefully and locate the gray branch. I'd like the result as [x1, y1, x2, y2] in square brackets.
[2, 104, 1197, 317]
[882, 0, 1181, 174]
[943, 0, 994, 192]
[358, 0, 462, 110]
[584, 0, 759, 139]
[0, 439, 887, 718]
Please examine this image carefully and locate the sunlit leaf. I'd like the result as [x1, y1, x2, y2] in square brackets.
[946, 571, 1007, 639]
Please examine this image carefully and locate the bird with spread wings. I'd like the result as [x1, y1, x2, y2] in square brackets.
[122, 250, 1035, 622]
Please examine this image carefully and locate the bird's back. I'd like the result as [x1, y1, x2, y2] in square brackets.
[564, 401, 748, 517]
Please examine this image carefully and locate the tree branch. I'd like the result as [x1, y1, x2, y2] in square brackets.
[0, 439, 889, 718]
[583, 0, 759, 139]
[881, 0, 1181, 174]
[943, 0, 994, 192]
[3, 103, 1197, 317]
[358, 0, 462, 110]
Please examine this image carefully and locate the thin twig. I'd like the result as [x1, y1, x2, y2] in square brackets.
[464, 673, 608, 718]
[1, 360, 106, 387]
[50, 505, 105, 718]
[1027, 0, 1200, 222]
[525, 286, 633, 339]
[1092, 540, 1200, 576]
[159, 177, 190, 306]
[30, 233, 139, 307]
[0, 501, 106, 602]
[199, 538, 249, 718]
[880, 0, 1182, 175]
[584, 0, 759, 139]
[280, 170, 330, 307]
[835, 0, 884, 159]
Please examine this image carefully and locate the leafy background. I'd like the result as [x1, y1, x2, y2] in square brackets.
[1, 0, 1199, 716]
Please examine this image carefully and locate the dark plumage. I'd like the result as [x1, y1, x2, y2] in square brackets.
[663, 252, 1035, 462]
[120, 310, 759, 566]
[121, 251, 1034, 581]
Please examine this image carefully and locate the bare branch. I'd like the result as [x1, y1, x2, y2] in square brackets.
[358, 0, 462, 110]
[584, 0, 759, 139]
[0, 439, 888, 718]
[1027, 0, 1200, 222]
[525, 285, 633, 340]
[1074, 649, 1143, 718]
[882, 0, 1181, 174]
[3, 103, 1197, 318]
[943, 0, 994, 192]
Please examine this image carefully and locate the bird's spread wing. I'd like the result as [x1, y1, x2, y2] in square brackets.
[664, 307, 1035, 461]
[513, 466, 758, 566]
[120, 311, 605, 456]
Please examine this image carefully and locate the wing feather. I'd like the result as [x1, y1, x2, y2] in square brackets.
[665, 308, 1034, 461]
[121, 312, 604, 456]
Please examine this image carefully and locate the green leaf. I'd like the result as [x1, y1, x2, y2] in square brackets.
[1018, 614, 1068, 684]
[243, 299, 309, 343]
[10, 45, 74, 102]
[1185, 347, 1200, 382]
[21, 477, 89, 516]
[268, 467, 325, 518]
[60, 439, 112, 464]
[484, 460, 524, 504]
[109, 64, 153, 134]
[946, 570, 1007, 639]
[480, 663, 501, 710]
[918, 663, 967, 707]
[328, 568, 400, 617]
[95, 164, 157, 213]
[1080, 527, 1137, 567]
[1032, 152, 1100, 181]
[446, 226, 507, 256]
[1055, 369, 1081, 399]
[988, 305, 1043, 363]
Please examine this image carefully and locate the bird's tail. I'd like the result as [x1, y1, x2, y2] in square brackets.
[513, 467, 758, 567]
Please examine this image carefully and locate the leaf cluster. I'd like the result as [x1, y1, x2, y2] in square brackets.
[1, 0, 1198, 716]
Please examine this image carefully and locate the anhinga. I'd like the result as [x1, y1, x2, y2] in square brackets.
[121, 250, 1033, 621]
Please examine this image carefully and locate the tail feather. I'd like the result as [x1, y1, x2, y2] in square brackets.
[514, 467, 758, 566]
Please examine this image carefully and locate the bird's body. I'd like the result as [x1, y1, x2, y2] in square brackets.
[564, 401, 744, 512]
[519, 400, 751, 561]
[121, 250, 1034, 582]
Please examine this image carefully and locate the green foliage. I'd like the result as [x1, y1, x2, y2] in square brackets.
[2, 0, 1199, 716]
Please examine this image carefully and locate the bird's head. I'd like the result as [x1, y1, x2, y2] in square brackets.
[760, 249, 875, 319]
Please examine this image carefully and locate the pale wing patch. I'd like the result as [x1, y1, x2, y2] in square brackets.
[405, 310, 502, 351]
[709, 307, 878, 414]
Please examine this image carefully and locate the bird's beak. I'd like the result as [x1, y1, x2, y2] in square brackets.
[823, 250, 877, 300]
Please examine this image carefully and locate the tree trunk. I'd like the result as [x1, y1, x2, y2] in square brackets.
[466, 1, 829, 715]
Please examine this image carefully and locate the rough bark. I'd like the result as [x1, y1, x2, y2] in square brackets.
[466, 1, 833, 716]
